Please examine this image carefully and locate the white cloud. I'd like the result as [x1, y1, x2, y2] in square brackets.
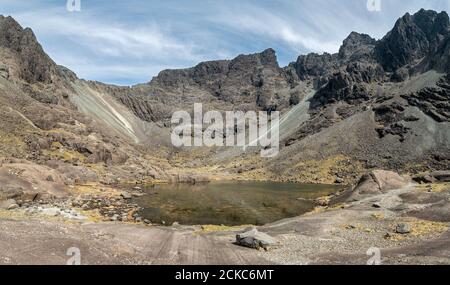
[12, 10, 199, 61]
[210, 2, 344, 54]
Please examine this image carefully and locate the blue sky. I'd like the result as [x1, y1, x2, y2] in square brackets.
[1, 0, 449, 85]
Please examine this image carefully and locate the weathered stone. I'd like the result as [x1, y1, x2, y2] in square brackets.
[335, 177, 344, 184]
[351, 170, 410, 199]
[395, 223, 411, 234]
[120, 192, 132, 200]
[0, 199, 18, 210]
[235, 228, 277, 250]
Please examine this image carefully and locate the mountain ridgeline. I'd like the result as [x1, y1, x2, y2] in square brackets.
[114, 9, 450, 122]
[0, 9, 449, 185]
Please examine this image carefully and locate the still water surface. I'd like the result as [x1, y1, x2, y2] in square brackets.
[134, 181, 342, 226]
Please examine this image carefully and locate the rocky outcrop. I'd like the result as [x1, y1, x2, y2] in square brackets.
[338, 32, 377, 61]
[114, 48, 296, 124]
[310, 71, 372, 108]
[375, 9, 450, 72]
[235, 228, 278, 250]
[0, 15, 56, 84]
[290, 52, 338, 82]
[402, 74, 450, 122]
[349, 170, 410, 200]
[413, 171, 450, 183]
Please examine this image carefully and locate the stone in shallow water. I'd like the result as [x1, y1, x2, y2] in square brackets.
[235, 228, 277, 250]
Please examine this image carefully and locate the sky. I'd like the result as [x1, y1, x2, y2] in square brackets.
[1, 0, 449, 86]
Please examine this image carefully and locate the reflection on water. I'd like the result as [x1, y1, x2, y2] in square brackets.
[133, 181, 342, 226]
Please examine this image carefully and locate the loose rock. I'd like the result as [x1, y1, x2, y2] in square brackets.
[395, 223, 411, 234]
[121, 192, 132, 200]
[235, 228, 277, 250]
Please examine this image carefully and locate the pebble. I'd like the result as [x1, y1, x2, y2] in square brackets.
[7, 204, 19, 210]
[121, 192, 132, 199]
[335, 177, 344, 184]
[395, 223, 411, 234]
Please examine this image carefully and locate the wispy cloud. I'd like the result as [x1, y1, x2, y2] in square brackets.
[16, 11, 198, 60]
[1, 0, 449, 85]
[211, 4, 342, 54]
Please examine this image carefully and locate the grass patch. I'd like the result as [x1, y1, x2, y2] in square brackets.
[415, 183, 450, 193]
[43, 141, 86, 163]
[198, 224, 252, 233]
[386, 218, 448, 241]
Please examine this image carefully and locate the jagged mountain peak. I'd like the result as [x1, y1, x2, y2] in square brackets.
[338, 31, 376, 60]
[0, 14, 56, 84]
[375, 9, 450, 71]
[151, 48, 281, 88]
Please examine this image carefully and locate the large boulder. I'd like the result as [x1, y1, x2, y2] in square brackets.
[0, 162, 67, 203]
[349, 170, 410, 200]
[235, 228, 278, 250]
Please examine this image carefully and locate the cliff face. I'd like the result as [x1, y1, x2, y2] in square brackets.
[375, 9, 450, 72]
[0, 16, 56, 84]
[114, 48, 299, 124]
[117, 10, 450, 124]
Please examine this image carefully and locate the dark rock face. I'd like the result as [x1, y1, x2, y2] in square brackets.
[375, 9, 450, 72]
[429, 35, 450, 72]
[291, 52, 338, 81]
[338, 32, 377, 61]
[113, 9, 450, 130]
[154, 48, 287, 109]
[402, 74, 450, 123]
[310, 71, 372, 108]
[115, 48, 296, 123]
[0, 16, 56, 84]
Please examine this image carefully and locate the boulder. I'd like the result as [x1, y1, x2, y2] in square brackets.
[413, 171, 450, 183]
[0, 199, 19, 210]
[350, 170, 410, 200]
[235, 228, 277, 250]
[395, 223, 411, 234]
[120, 192, 132, 200]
